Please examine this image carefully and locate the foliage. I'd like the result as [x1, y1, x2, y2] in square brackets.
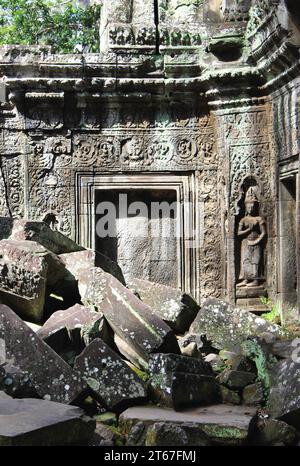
[0, 0, 101, 53]
[260, 297, 281, 325]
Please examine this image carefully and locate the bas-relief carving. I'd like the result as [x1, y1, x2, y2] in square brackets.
[237, 186, 266, 288]
[215, 107, 274, 303]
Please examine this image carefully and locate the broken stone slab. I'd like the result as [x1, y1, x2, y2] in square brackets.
[0, 240, 48, 322]
[9, 219, 84, 255]
[149, 372, 220, 411]
[0, 239, 67, 322]
[120, 405, 257, 446]
[217, 369, 256, 390]
[0, 363, 40, 398]
[78, 267, 180, 367]
[114, 334, 149, 371]
[60, 249, 126, 287]
[0, 397, 95, 446]
[37, 304, 110, 354]
[268, 358, 300, 429]
[128, 278, 199, 333]
[148, 353, 217, 410]
[190, 298, 286, 351]
[0, 391, 11, 400]
[74, 338, 147, 412]
[0, 304, 88, 404]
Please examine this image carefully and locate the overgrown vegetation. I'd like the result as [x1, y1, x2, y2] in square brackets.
[260, 297, 281, 325]
[0, 0, 101, 53]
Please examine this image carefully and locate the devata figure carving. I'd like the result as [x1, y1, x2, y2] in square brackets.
[237, 187, 266, 288]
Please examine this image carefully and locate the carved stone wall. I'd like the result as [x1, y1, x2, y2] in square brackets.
[0, 0, 299, 314]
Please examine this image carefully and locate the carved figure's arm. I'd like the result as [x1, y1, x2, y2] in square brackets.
[248, 221, 266, 246]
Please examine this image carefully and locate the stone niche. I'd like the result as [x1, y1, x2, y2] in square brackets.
[76, 172, 202, 299]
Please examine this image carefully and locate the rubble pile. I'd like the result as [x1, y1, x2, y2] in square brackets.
[0, 218, 299, 446]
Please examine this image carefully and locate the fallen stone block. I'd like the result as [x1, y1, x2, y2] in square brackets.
[0, 240, 48, 322]
[0, 397, 95, 446]
[9, 219, 84, 255]
[149, 352, 213, 376]
[128, 278, 199, 333]
[268, 358, 300, 429]
[120, 404, 257, 446]
[190, 298, 285, 350]
[217, 369, 256, 390]
[60, 249, 126, 287]
[220, 386, 241, 405]
[270, 339, 295, 359]
[0, 304, 88, 404]
[78, 267, 180, 367]
[114, 334, 149, 371]
[148, 353, 217, 410]
[242, 383, 264, 406]
[37, 304, 110, 354]
[74, 338, 147, 412]
[250, 418, 299, 446]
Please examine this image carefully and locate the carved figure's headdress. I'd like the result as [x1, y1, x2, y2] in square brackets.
[245, 186, 259, 203]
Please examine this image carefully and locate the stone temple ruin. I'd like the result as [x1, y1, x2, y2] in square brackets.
[0, 0, 300, 447]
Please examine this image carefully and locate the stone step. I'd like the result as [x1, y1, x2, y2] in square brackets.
[120, 404, 257, 446]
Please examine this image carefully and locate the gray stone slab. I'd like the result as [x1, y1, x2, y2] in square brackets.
[120, 404, 257, 445]
[0, 397, 95, 445]
[128, 277, 199, 333]
[0, 304, 88, 403]
[190, 298, 285, 350]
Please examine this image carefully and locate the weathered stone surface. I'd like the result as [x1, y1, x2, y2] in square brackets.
[179, 333, 214, 356]
[148, 353, 217, 410]
[74, 338, 147, 412]
[0, 398, 95, 446]
[190, 298, 285, 350]
[0, 239, 66, 322]
[149, 352, 213, 376]
[60, 249, 126, 286]
[242, 383, 264, 406]
[251, 418, 299, 446]
[0, 240, 47, 322]
[217, 369, 256, 390]
[270, 340, 295, 359]
[114, 334, 149, 370]
[0, 304, 88, 403]
[268, 359, 300, 429]
[0, 391, 11, 400]
[220, 386, 241, 406]
[37, 304, 107, 353]
[204, 353, 225, 373]
[128, 278, 199, 333]
[9, 220, 84, 255]
[145, 422, 191, 446]
[120, 405, 257, 446]
[78, 267, 180, 366]
[0, 217, 13, 240]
